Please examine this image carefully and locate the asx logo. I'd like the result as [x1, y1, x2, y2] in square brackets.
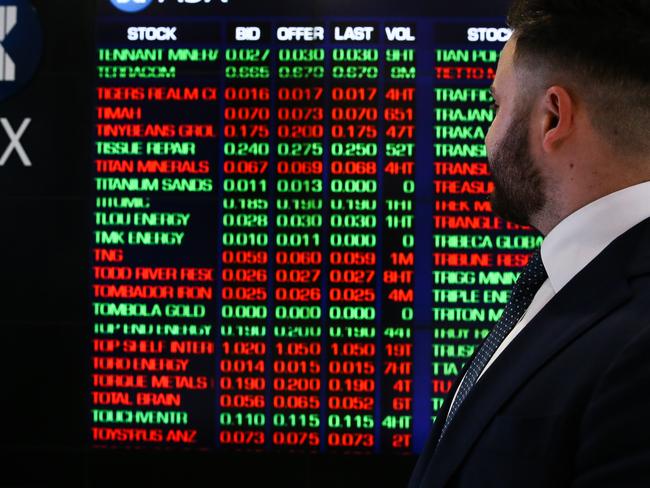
[0, 0, 42, 100]
[111, 0, 224, 13]
[0, 0, 42, 168]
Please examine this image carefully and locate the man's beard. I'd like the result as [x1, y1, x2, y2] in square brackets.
[487, 110, 546, 227]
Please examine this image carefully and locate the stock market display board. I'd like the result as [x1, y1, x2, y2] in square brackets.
[90, 0, 538, 454]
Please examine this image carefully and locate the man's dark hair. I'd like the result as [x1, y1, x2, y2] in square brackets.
[507, 0, 650, 154]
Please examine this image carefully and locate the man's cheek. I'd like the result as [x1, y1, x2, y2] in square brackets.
[485, 123, 498, 157]
[485, 120, 506, 164]
[485, 135, 496, 167]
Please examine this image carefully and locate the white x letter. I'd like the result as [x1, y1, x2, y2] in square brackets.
[0, 118, 32, 167]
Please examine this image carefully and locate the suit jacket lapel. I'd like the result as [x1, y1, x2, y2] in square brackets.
[419, 218, 650, 487]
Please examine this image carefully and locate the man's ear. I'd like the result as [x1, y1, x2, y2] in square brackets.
[541, 86, 575, 153]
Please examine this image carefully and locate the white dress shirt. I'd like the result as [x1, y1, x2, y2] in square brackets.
[448, 181, 650, 408]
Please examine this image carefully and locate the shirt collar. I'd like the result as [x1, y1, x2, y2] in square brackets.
[541, 181, 650, 293]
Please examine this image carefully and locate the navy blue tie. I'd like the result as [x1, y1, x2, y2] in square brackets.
[439, 250, 548, 439]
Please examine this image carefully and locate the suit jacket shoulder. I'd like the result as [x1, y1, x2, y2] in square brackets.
[410, 217, 650, 488]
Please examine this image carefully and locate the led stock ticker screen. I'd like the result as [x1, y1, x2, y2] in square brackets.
[91, 0, 539, 453]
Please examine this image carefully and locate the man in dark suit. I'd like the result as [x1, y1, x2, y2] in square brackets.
[410, 0, 650, 486]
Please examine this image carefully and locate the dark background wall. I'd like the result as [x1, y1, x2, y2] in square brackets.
[1, 0, 91, 485]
